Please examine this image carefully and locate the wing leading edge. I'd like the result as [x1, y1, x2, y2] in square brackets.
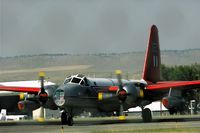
[146, 80, 200, 90]
[0, 80, 55, 94]
[0, 85, 40, 93]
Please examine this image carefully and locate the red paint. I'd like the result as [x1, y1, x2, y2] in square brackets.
[162, 98, 169, 107]
[118, 90, 126, 95]
[39, 93, 48, 97]
[147, 80, 200, 90]
[0, 85, 40, 93]
[142, 25, 161, 83]
[108, 86, 118, 91]
[17, 102, 24, 110]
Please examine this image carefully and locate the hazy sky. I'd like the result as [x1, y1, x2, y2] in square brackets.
[0, 0, 200, 57]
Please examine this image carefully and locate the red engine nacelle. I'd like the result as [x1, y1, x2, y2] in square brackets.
[162, 96, 185, 113]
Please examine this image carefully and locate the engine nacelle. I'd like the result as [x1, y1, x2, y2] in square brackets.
[123, 83, 141, 106]
[162, 96, 185, 111]
[18, 100, 41, 112]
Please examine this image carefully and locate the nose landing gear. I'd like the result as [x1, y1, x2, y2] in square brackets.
[61, 112, 74, 126]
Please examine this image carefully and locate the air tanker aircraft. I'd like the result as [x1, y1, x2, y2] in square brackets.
[0, 25, 200, 126]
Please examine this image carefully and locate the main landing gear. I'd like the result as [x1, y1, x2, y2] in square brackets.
[61, 112, 74, 126]
[141, 108, 152, 122]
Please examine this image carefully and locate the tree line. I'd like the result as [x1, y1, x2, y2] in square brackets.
[161, 63, 200, 81]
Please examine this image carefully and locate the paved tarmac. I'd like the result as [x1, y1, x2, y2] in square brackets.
[0, 116, 200, 133]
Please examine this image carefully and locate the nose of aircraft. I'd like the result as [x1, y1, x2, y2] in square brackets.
[53, 84, 81, 107]
[53, 85, 66, 107]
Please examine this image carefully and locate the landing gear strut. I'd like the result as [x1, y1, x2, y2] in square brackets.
[141, 108, 152, 122]
[169, 108, 176, 115]
[61, 112, 74, 126]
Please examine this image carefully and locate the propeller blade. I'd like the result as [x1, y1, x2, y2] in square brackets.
[115, 70, 126, 120]
[119, 102, 124, 116]
[38, 71, 48, 104]
[115, 70, 128, 101]
[118, 102, 126, 120]
[115, 70, 123, 91]
[39, 71, 45, 93]
[36, 107, 45, 122]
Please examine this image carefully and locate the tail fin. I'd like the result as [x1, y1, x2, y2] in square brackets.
[142, 25, 161, 83]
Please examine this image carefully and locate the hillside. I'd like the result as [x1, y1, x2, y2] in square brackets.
[0, 49, 199, 83]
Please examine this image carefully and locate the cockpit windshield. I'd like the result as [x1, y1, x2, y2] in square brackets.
[63, 77, 72, 84]
[71, 77, 81, 83]
[63, 74, 88, 86]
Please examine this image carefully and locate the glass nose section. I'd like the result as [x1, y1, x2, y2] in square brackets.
[54, 89, 65, 106]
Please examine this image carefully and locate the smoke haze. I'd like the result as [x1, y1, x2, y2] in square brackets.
[0, 0, 200, 57]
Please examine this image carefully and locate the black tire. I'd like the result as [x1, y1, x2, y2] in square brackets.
[169, 108, 176, 115]
[67, 117, 74, 126]
[61, 112, 68, 125]
[142, 108, 152, 122]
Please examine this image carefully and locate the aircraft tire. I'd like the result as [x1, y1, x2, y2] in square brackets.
[61, 112, 68, 125]
[169, 108, 176, 115]
[67, 117, 74, 126]
[142, 108, 152, 122]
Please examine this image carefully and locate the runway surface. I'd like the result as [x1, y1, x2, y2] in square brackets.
[0, 116, 200, 133]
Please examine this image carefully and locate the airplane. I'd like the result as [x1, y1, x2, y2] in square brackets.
[0, 25, 200, 126]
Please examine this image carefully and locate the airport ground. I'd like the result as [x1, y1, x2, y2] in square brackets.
[0, 115, 200, 133]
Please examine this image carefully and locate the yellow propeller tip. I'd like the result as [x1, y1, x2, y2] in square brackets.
[118, 115, 126, 121]
[39, 71, 45, 77]
[139, 89, 144, 98]
[98, 92, 103, 101]
[19, 93, 25, 100]
[36, 117, 45, 122]
[115, 70, 122, 75]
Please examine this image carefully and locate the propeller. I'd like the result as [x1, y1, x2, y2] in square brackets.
[37, 71, 48, 122]
[38, 71, 48, 104]
[115, 70, 127, 120]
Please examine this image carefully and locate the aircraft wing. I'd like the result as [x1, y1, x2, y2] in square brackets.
[146, 80, 200, 90]
[0, 80, 55, 94]
[0, 85, 40, 94]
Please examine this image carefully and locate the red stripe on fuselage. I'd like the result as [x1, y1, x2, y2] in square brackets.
[108, 86, 118, 91]
[92, 86, 118, 92]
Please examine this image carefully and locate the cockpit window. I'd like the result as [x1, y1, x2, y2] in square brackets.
[80, 80, 85, 85]
[63, 74, 89, 86]
[63, 77, 72, 84]
[71, 77, 81, 83]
